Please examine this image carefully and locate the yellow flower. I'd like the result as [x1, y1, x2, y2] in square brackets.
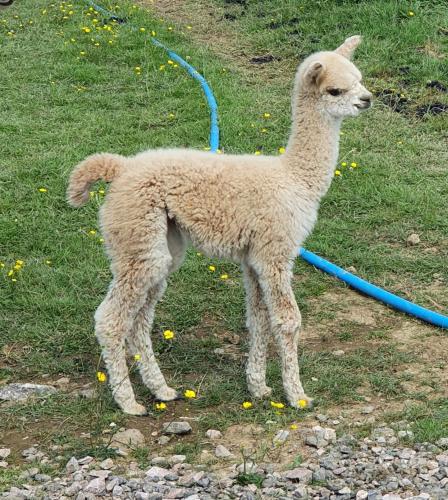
[134, 66, 141, 71]
[187, 25, 192, 29]
[254, 151, 261, 156]
[163, 329, 174, 340]
[334, 170, 341, 176]
[278, 147, 286, 154]
[168, 113, 175, 119]
[350, 162, 357, 168]
[242, 401, 253, 409]
[97, 371, 107, 383]
[88, 230, 96, 235]
[184, 389, 196, 399]
[151, 30, 156, 36]
[263, 112, 271, 118]
[82, 27, 91, 33]
[261, 128, 268, 133]
[159, 65, 166, 71]
[341, 162, 347, 167]
[99, 238, 105, 243]
[167, 59, 174, 65]
[0, 262, 4, 268]
[196, 252, 202, 256]
[155, 402, 166, 410]
[270, 401, 285, 409]
[7, 270, 14, 277]
[16, 260, 24, 266]
[290, 424, 298, 430]
[98, 189, 105, 195]
[134, 354, 141, 361]
[139, 27, 145, 32]
[13, 264, 22, 271]
[298, 399, 308, 408]
[45, 260, 52, 265]
[80, 51, 86, 56]
[168, 26, 173, 31]
[408, 11, 414, 16]
[38, 187, 48, 193]
[220, 274, 229, 280]
[208, 265, 216, 272]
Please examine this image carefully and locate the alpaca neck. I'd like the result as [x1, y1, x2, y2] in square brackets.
[283, 93, 342, 200]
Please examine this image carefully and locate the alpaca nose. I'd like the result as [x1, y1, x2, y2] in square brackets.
[360, 93, 372, 107]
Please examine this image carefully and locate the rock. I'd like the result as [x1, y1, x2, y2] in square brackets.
[332, 350, 345, 357]
[168, 455, 186, 466]
[304, 426, 336, 448]
[162, 421, 192, 435]
[284, 467, 313, 483]
[77, 456, 93, 465]
[65, 457, 79, 473]
[215, 445, 233, 459]
[145, 466, 171, 480]
[237, 461, 258, 474]
[151, 456, 169, 466]
[407, 233, 420, 246]
[361, 406, 375, 414]
[0, 383, 57, 402]
[0, 448, 11, 459]
[99, 458, 114, 469]
[157, 435, 171, 445]
[437, 437, 448, 448]
[0, 461, 8, 468]
[89, 469, 110, 479]
[85, 477, 106, 495]
[356, 491, 369, 500]
[110, 428, 145, 450]
[112, 484, 124, 496]
[273, 429, 289, 445]
[34, 473, 51, 482]
[205, 429, 222, 440]
[77, 388, 96, 399]
[55, 377, 70, 386]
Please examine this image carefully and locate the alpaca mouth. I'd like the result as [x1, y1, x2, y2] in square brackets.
[355, 102, 371, 110]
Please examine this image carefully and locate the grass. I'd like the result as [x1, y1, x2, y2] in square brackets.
[0, 0, 447, 487]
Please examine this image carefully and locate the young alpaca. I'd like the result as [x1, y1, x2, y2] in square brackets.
[67, 36, 371, 415]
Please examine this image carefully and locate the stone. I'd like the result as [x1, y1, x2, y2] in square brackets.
[0, 383, 57, 402]
[151, 456, 169, 466]
[0, 461, 8, 468]
[356, 490, 369, 499]
[168, 455, 186, 465]
[0, 448, 11, 459]
[273, 430, 289, 445]
[361, 406, 375, 414]
[284, 467, 313, 483]
[110, 428, 145, 450]
[65, 457, 79, 473]
[215, 445, 233, 459]
[304, 426, 336, 448]
[332, 350, 345, 356]
[205, 429, 222, 440]
[112, 484, 124, 496]
[89, 469, 110, 479]
[85, 477, 106, 495]
[162, 421, 192, 435]
[407, 233, 420, 246]
[437, 437, 448, 448]
[99, 457, 114, 469]
[157, 435, 171, 445]
[55, 377, 70, 386]
[145, 466, 171, 480]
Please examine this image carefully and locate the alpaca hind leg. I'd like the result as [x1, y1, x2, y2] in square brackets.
[255, 262, 313, 409]
[242, 263, 272, 399]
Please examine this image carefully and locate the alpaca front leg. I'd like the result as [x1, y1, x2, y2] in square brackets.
[258, 267, 313, 408]
[242, 264, 272, 399]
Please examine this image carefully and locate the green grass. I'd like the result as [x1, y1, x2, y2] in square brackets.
[0, 0, 447, 481]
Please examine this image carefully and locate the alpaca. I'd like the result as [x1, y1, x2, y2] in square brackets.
[67, 36, 372, 415]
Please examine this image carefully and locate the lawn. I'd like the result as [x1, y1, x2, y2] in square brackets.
[0, 0, 447, 485]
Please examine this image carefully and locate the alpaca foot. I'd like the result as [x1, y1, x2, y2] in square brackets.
[155, 386, 179, 402]
[120, 401, 148, 416]
[249, 384, 272, 399]
[289, 394, 314, 410]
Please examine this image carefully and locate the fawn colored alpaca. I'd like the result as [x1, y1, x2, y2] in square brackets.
[68, 36, 371, 415]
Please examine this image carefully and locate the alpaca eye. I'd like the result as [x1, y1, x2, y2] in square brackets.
[328, 88, 342, 96]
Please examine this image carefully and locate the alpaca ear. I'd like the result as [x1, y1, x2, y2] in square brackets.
[334, 35, 362, 60]
[304, 61, 324, 86]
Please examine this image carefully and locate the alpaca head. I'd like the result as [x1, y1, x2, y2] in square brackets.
[297, 36, 372, 119]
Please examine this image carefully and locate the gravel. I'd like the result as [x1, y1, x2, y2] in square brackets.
[2, 425, 448, 499]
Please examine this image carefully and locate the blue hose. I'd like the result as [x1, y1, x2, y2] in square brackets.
[85, 1, 448, 329]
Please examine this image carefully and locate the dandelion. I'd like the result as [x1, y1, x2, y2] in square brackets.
[13, 264, 22, 271]
[278, 147, 286, 154]
[134, 354, 141, 361]
[99, 238, 105, 243]
[45, 260, 52, 265]
[186, 25, 192, 29]
[350, 162, 357, 168]
[270, 401, 285, 409]
[220, 274, 229, 280]
[408, 11, 414, 16]
[82, 27, 91, 33]
[334, 170, 341, 176]
[155, 402, 166, 410]
[38, 187, 47, 193]
[163, 329, 174, 340]
[0, 262, 4, 268]
[290, 424, 298, 430]
[168, 113, 175, 119]
[254, 151, 262, 156]
[159, 64, 165, 71]
[80, 51, 86, 56]
[261, 128, 268, 133]
[242, 401, 253, 409]
[297, 399, 308, 408]
[196, 252, 202, 256]
[168, 26, 173, 31]
[96, 371, 107, 382]
[88, 229, 96, 235]
[208, 265, 216, 272]
[173, 64, 178, 68]
[98, 188, 105, 195]
[139, 27, 145, 32]
[263, 112, 271, 118]
[184, 389, 196, 399]
[7, 270, 14, 277]
[151, 30, 156, 36]
[167, 59, 174, 65]
[341, 162, 347, 167]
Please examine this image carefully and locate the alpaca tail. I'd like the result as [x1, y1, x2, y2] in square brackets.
[67, 153, 126, 207]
